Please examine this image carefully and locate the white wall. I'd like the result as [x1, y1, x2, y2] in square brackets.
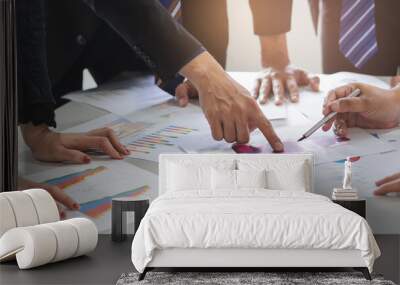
[226, 0, 322, 73]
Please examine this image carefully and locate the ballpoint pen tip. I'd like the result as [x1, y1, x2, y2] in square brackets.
[297, 136, 305, 142]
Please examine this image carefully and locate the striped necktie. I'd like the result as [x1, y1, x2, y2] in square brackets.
[339, 0, 378, 69]
[159, 0, 182, 21]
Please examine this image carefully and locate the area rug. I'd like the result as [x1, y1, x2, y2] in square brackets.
[116, 272, 396, 285]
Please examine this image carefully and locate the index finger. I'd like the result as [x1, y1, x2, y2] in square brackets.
[309, 75, 320, 91]
[256, 114, 284, 152]
[45, 185, 80, 210]
[374, 179, 400, 195]
[74, 136, 123, 159]
[286, 76, 299, 103]
[271, 75, 285, 105]
[390, 75, 400, 88]
[175, 83, 190, 107]
[89, 128, 129, 155]
[259, 77, 272, 104]
[375, 172, 400, 186]
[252, 78, 262, 99]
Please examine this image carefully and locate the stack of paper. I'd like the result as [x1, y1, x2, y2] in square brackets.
[63, 73, 173, 116]
[332, 188, 359, 200]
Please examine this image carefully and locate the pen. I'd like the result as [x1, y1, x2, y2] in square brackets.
[297, 88, 362, 142]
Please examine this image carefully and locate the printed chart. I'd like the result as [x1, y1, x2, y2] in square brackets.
[27, 160, 158, 232]
[126, 124, 198, 161]
[79, 186, 149, 218]
[64, 113, 153, 141]
[104, 118, 151, 139]
[63, 113, 201, 162]
[45, 166, 107, 190]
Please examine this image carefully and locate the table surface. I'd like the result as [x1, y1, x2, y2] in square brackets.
[17, 76, 400, 234]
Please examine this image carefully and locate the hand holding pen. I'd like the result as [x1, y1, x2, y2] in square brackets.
[298, 88, 361, 141]
[320, 83, 400, 138]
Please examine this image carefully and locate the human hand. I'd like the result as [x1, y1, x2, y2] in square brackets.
[175, 80, 198, 107]
[253, 66, 319, 105]
[18, 177, 79, 218]
[180, 51, 284, 151]
[391, 75, 400, 88]
[21, 124, 129, 164]
[322, 83, 400, 137]
[255, 34, 319, 105]
[374, 172, 400, 195]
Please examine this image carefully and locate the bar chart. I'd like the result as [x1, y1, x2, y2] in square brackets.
[126, 125, 198, 155]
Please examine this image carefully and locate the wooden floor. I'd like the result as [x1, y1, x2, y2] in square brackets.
[0, 235, 398, 285]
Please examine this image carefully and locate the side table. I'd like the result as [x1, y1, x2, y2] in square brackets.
[332, 199, 366, 218]
[112, 198, 149, 242]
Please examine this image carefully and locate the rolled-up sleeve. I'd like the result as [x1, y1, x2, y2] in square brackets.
[249, 0, 293, 36]
[85, 0, 205, 81]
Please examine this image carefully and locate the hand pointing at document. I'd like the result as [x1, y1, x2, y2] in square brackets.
[180, 51, 284, 152]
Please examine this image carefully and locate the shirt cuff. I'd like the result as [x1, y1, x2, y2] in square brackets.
[18, 103, 57, 128]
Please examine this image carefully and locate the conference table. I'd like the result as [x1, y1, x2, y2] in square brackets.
[20, 86, 400, 234]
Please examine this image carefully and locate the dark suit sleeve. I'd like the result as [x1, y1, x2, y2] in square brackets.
[16, 0, 56, 127]
[84, 0, 205, 81]
[182, 0, 228, 68]
[249, 0, 293, 36]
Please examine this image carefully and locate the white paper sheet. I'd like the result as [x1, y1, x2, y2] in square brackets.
[371, 127, 400, 150]
[241, 126, 395, 164]
[229, 72, 288, 120]
[294, 72, 390, 121]
[290, 89, 326, 121]
[124, 98, 203, 124]
[321, 72, 390, 90]
[172, 111, 235, 153]
[64, 113, 153, 138]
[63, 74, 173, 115]
[177, 132, 234, 153]
[25, 159, 158, 233]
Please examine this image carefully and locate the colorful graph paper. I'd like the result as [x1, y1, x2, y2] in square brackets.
[105, 118, 151, 139]
[335, 156, 361, 164]
[44, 166, 107, 190]
[79, 186, 149, 218]
[127, 125, 197, 154]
